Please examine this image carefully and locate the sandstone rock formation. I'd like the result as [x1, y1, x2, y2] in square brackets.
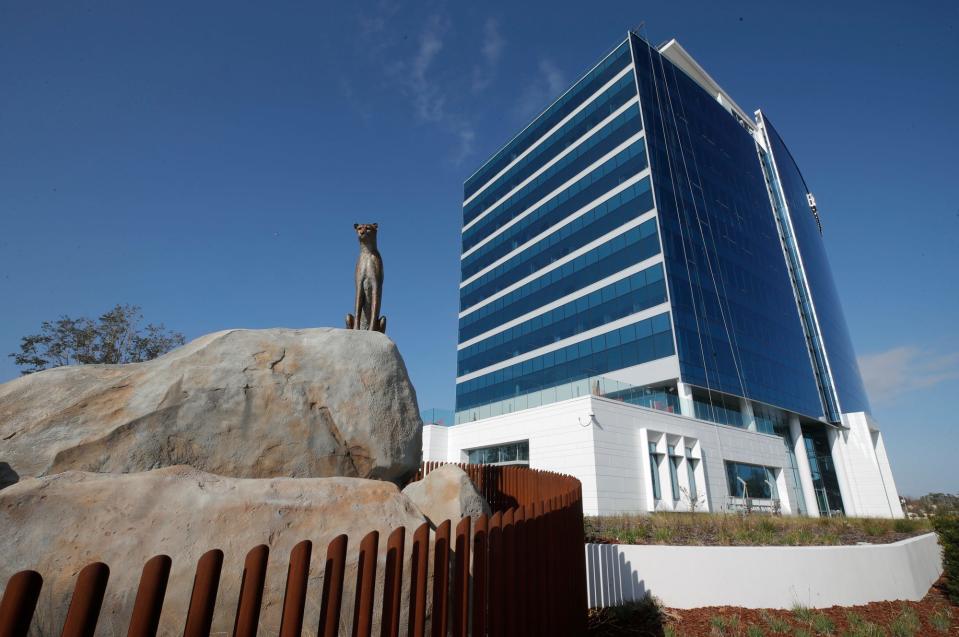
[0, 466, 427, 636]
[402, 464, 491, 528]
[0, 328, 422, 487]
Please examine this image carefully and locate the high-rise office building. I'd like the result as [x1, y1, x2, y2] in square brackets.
[423, 32, 902, 518]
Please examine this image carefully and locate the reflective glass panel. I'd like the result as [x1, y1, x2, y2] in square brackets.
[630, 34, 822, 418]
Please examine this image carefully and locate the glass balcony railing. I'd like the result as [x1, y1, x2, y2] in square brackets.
[454, 374, 679, 424]
[420, 408, 455, 426]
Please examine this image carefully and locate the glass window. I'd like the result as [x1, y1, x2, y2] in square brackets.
[456, 312, 674, 412]
[725, 461, 778, 499]
[460, 177, 653, 308]
[648, 442, 662, 501]
[685, 448, 698, 502]
[465, 41, 631, 201]
[458, 218, 661, 343]
[668, 445, 681, 501]
[466, 440, 530, 466]
[463, 139, 648, 254]
[463, 98, 642, 232]
[801, 424, 845, 515]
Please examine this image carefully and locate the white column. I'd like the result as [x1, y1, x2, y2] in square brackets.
[638, 428, 656, 512]
[827, 426, 856, 517]
[789, 415, 820, 518]
[676, 382, 695, 418]
[872, 430, 905, 518]
[740, 398, 756, 431]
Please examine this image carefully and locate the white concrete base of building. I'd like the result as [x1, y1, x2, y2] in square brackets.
[424, 395, 903, 517]
[585, 533, 942, 609]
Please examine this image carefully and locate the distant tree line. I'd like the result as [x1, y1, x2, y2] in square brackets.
[9, 304, 185, 374]
[902, 492, 959, 518]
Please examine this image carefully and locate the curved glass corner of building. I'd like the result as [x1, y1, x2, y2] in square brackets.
[760, 114, 871, 416]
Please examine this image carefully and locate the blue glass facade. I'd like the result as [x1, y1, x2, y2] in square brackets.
[629, 34, 823, 419]
[457, 32, 871, 426]
[457, 39, 677, 421]
[456, 312, 674, 412]
[760, 115, 871, 416]
[464, 41, 632, 202]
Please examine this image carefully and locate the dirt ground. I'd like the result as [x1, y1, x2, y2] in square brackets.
[587, 579, 958, 636]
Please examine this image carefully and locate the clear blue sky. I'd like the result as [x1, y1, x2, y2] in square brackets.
[1, 1, 956, 496]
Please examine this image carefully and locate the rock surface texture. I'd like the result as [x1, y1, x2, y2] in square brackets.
[402, 464, 491, 528]
[0, 467, 427, 636]
[0, 328, 422, 487]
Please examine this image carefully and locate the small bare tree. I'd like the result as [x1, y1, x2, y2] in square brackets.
[10, 304, 185, 374]
[679, 486, 707, 512]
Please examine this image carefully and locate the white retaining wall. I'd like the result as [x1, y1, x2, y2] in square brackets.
[586, 532, 942, 609]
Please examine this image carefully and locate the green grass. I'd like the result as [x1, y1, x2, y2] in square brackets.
[843, 611, 885, 637]
[810, 612, 835, 635]
[709, 615, 728, 636]
[888, 606, 920, 637]
[745, 626, 765, 637]
[583, 512, 931, 546]
[791, 604, 835, 636]
[930, 606, 952, 633]
[791, 603, 815, 623]
[760, 609, 792, 633]
[709, 614, 742, 636]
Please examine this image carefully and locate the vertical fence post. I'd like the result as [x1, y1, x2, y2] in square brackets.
[471, 515, 488, 637]
[513, 506, 527, 637]
[502, 508, 516, 637]
[380, 527, 405, 637]
[318, 535, 348, 637]
[278, 540, 312, 637]
[61, 563, 110, 637]
[486, 511, 504, 636]
[430, 521, 451, 637]
[407, 523, 430, 637]
[352, 531, 379, 637]
[0, 571, 42, 637]
[572, 486, 588, 636]
[232, 545, 269, 637]
[451, 517, 471, 637]
[538, 500, 553, 634]
[525, 501, 541, 637]
[127, 555, 171, 637]
[183, 549, 223, 637]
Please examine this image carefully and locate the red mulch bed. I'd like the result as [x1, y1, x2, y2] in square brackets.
[588, 578, 958, 636]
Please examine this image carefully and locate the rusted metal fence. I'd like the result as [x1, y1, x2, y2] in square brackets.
[0, 463, 586, 636]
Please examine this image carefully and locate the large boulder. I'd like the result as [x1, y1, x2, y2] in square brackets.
[402, 464, 491, 528]
[0, 328, 422, 487]
[0, 466, 427, 636]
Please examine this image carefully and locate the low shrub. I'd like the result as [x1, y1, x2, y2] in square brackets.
[809, 612, 834, 635]
[708, 614, 742, 636]
[586, 594, 666, 636]
[760, 609, 792, 633]
[930, 606, 952, 633]
[893, 517, 920, 533]
[584, 512, 930, 546]
[845, 612, 885, 637]
[932, 514, 959, 603]
[888, 605, 920, 637]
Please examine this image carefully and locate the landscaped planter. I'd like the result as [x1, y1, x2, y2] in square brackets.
[586, 532, 942, 609]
